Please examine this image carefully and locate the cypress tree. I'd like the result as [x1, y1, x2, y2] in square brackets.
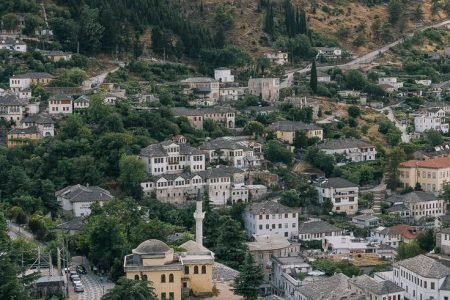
[233, 253, 264, 300]
[310, 60, 318, 93]
[264, 3, 274, 35]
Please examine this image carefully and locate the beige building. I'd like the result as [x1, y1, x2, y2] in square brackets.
[172, 107, 235, 129]
[7, 127, 41, 148]
[248, 78, 280, 102]
[269, 121, 323, 145]
[181, 77, 220, 106]
[398, 157, 450, 193]
[316, 178, 359, 215]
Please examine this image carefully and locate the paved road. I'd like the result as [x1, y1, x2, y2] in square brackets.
[8, 222, 46, 247]
[82, 66, 120, 90]
[70, 273, 114, 300]
[281, 19, 450, 88]
[381, 106, 410, 143]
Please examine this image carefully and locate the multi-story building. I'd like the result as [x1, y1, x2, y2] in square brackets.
[218, 86, 246, 102]
[318, 138, 377, 163]
[55, 184, 113, 217]
[243, 201, 299, 239]
[48, 94, 73, 115]
[298, 220, 344, 241]
[139, 140, 205, 176]
[282, 96, 320, 119]
[436, 228, 450, 255]
[269, 121, 323, 144]
[295, 274, 353, 300]
[7, 127, 41, 148]
[370, 225, 422, 248]
[316, 177, 359, 215]
[181, 77, 220, 106]
[40, 50, 73, 62]
[214, 67, 234, 83]
[73, 95, 90, 110]
[414, 108, 449, 133]
[398, 156, 450, 193]
[264, 52, 289, 65]
[352, 214, 380, 228]
[349, 275, 405, 300]
[0, 93, 27, 122]
[199, 137, 263, 170]
[248, 78, 280, 102]
[385, 191, 447, 221]
[172, 107, 235, 129]
[392, 255, 450, 300]
[271, 255, 312, 299]
[9, 72, 54, 92]
[22, 114, 55, 137]
[378, 77, 404, 91]
[0, 38, 27, 52]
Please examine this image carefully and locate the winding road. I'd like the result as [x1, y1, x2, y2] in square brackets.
[281, 19, 450, 88]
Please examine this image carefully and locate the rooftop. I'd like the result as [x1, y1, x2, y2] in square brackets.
[140, 141, 203, 157]
[0, 93, 26, 106]
[299, 220, 342, 234]
[172, 106, 235, 116]
[269, 120, 321, 132]
[296, 273, 352, 300]
[317, 177, 359, 189]
[386, 191, 439, 204]
[12, 72, 54, 79]
[246, 200, 297, 215]
[395, 255, 450, 278]
[55, 184, 113, 203]
[133, 239, 170, 255]
[247, 235, 292, 251]
[349, 275, 404, 295]
[9, 126, 40, 135]
[399, 156, 450, 169]
[352, 214, 379, 221]
[318, 138, 374, 150]
[22, 114, 55, 124]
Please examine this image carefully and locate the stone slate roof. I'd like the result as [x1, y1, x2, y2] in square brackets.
[13, 72, 54, 79]
[318, 138, 374, 150]
[55, 184, 113, 203]
[386, 204, 409, 213]
[212, 262, 239, 281]
[133, 239, 170, 255]
[299, 220, 342, 235]
[140, 142, 203, 158]
[269, 120, 321, 132]
[386, 191, 438, 204]
[317, 177, 359, 188]
[197, 166, 244, 179]
[181, 77, 217, 83]
[0, 93, 26, 106]
[49, 94, 73, 101]
[352, 214, 379, 221]
[22, 114, 54, 124]
[74, 95, 90, 103]
[9, 126, 39, 134]
[297, 273, 351, 300]
[55, 218, 84, 231]
[199, 138, 250, 151]
[395, 255, 450, 278]
[246, 200, 297, 215]
[441, 275, 450, 290]
[172, 106, 235, 116]
[350, 275, 404, 295]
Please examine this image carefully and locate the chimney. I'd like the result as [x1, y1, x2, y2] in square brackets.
[193, 190, 205, 246]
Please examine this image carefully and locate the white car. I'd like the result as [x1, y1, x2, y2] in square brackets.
[73, 279, 82, 287]
[74, 283, 84, 293]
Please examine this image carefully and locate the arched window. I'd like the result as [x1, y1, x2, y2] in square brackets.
[142, 275, 148, 281]
[169, 273, 174, 283]
[194, 266, 199, 274]
[134, 274, 139, 280]
[184, 266, 189, 274]
[202, 265, 207, 274]
[161, 274, 166, 283]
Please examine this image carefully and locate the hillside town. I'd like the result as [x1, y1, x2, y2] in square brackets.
[3, 1, 450, 300]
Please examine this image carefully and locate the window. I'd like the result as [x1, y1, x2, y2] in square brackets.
[284, 232, 288, 237]
[431, 282, 435, 289]
[184, 266, 189, 274]
[194, 266, 199, 274]
[169, 292, 174, 300]
[134, 275, 139, 280]
[169, 273, 174, 283]
[202, 265, 207, 274]
[161, 293, 167, 300]
[142, 275, 148, 281]
[161, 274, 166, 283]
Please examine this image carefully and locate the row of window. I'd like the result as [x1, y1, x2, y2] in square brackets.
[258, 223, 296, 230]
[185, 265, 207, 274]
[394, 268, 436, 289]
[257, 213, 296, 220]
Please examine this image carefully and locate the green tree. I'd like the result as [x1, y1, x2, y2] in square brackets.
[347, 106, 361, 118]
[264, 3, 275, 35]
[413, 4, 423, 22]
[233, 253, 264, 300]
[79, 5, 105, 54]
[215, 216, 247, 269]
[388, 0, 403, 24]
[396, 242, 423, 260]
[102, 277, 156, 300]
[426, 130, 443, 147]
[264, 140, 294, 164]
[119, 155, 147, 199]
[431, 0, 441, 16]
[416, 229, 435, 252]
[386, 147, 406, 191]
[280, 190, 303, 207]
[310, 60, 318, 93]
[243, 121, 265, 137]
[293, 131, 309, 149]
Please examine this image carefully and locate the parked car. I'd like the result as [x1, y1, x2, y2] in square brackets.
[70, 274, 80, 282]
[76, 265, 87, 275]
[69, 270, 77, 277]
[73, 279, 82, 287]
[74, 283, 84, 293]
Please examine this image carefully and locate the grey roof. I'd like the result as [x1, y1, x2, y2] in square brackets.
[140, 141, 203, 158]
[55, 184, 113, 203]
[9, 126, 39, 134]
[269, 120, 321, 132]
[386, 204, 409, 213]
[0, 94, 26, 106]
[200, 138, 249, 151]
[318, 138, 374, 150]
[352, 214, 379, 221]
[386, 191, 438, 204]
[55, 218, 84, 231]
[395, 255, 450, 278]
[296, 273, 351, 300]
[439, 228, 450, 234]
[74, 95, 90, 103]
[172, 106, 235, 116]
[243, 106, 279, 113]
[441, 276, 450, 290]
[213, 262, 239, 281]
[299, 220, 342, 235]
[350, 275, 404, 295]
[215, 67, 230, 71]
[22, 114, 55, 124]
[13, 72, 54, 79]
[49, 94, 73, 101]
[246, 200, 297, 215]
[198, 166, 244, 179]
[133, 239, 170, 255]
[271, 255, 308, 266]
[317, 177, 359, 188]
[181, 77, 217, 83]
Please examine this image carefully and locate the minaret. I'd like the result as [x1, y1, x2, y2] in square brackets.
[194, 190, 205, 246]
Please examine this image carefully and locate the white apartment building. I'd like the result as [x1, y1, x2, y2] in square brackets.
[298, 220, 344, 241]
[244, 201, 299, 239]
[414, 108, 449, 133]
[271, 255, 312, 299]
[318, 138, 377, 164]
[0, 93, 27, 122]
[316, 177, 359, 215]
[248, 78, 280, 102]
[385, 191, 447, 221]
[370, 226, 402, 248]
[48, 94, 73, 115]
[199, 137, 263, 170]
[22, 114, 55, 137]
[139, 140, 205, 176]
[392, 255, 450, 300]
[214, 67, 234, 83]
[378, 77, 404, 91]
[436, 228, 450, 255]
[9, 72, 54, 92]
[264, 52, 289, 65]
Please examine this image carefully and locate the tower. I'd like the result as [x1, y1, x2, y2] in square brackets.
[194, 190, 205, 246]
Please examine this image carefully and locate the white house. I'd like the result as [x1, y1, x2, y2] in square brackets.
[22, 114, 55, 137]
[349, 275, 405, 300]
[316, 71, 331, 83]
[298, 220, 344, 241]
[0, 38, 27, 52]
[414, 108, 449, 133]
[248, 78, 280, 102]
[392, 255, 450, 300]
[415, 79, 432, 86]
[352, 214, 380, 228]
[318, 138, 377, 164]
[218, 86, 246, 102]
[322, 235, 370, 254]
[316, 177, 359, 215]
[436, 228, 450, 255]
[214, 67, 234, 83]
[104, 93, 118, 105]
[378, 77, 404, 90]
[55, 184, 113, 217]
[271, 255, 312, 299]
[264, 52, 289, 65]
[139, 140, 205, 176]
[0, 93, 27, 122]
[73, 95, 90, 110]
[181, 77, 220, 106]
[315, 47, 343, 60]
[244, 201, 298, 239]
[48, 94, 73, 115]
[385, 191, 447, 221]
[9, 72, 54, 92]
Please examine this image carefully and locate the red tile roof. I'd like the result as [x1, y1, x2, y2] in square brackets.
[399, 157, 450, 169]
[390, 224, 421, 240]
